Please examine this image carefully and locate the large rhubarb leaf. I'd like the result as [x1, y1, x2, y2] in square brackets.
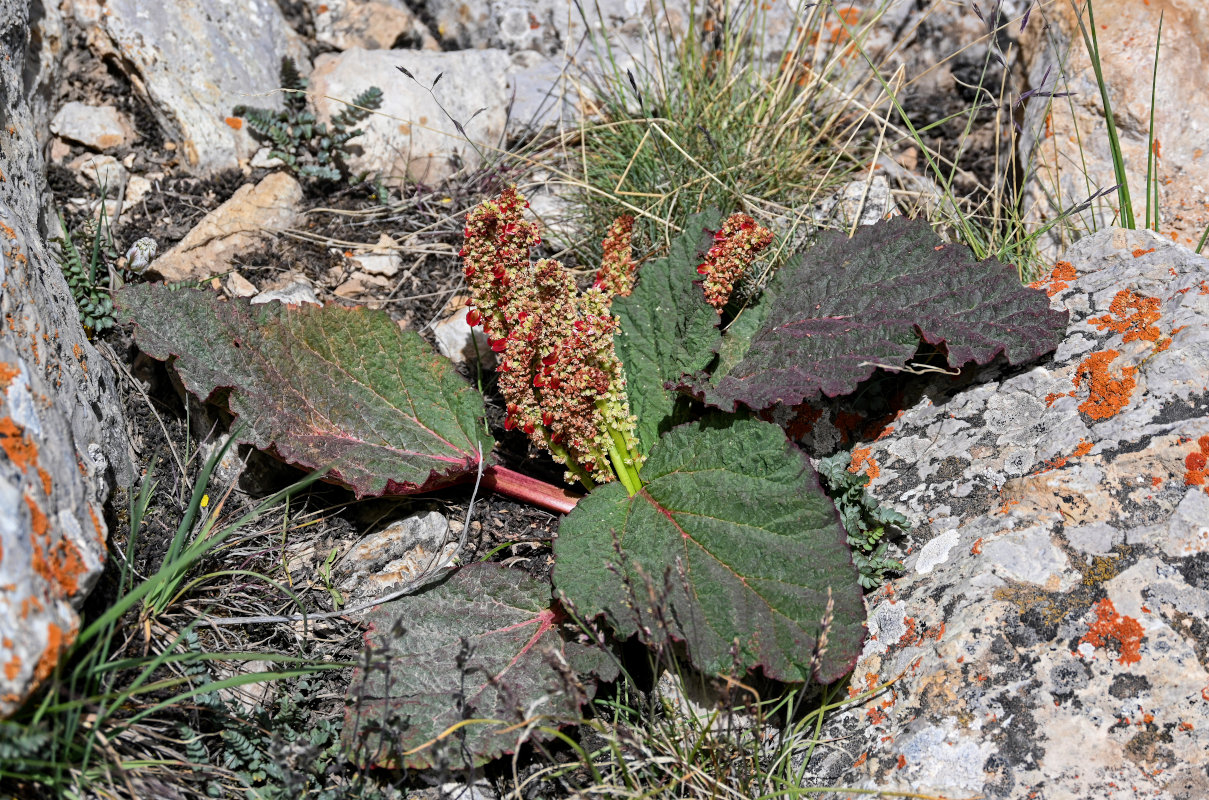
[613, 210, 724, 453]
[115, 284, 492, 495]
[554, 416, 865, 683]
[681, 216, 1069, 412]
[343, 563, 616, 769]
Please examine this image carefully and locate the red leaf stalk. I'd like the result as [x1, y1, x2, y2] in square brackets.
[481, 465, 581, 515]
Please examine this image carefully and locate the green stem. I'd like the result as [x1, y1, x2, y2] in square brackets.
[548, 440, 597, 492]
[607, 425, 643, 491]
[603, 436, 639, 496]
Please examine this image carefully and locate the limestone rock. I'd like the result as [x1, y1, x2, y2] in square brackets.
[49, 102, 134, 151]
[420, 0, 688, 57]
[149, 172, 303, 283]
[309, 48, 510, 184]
[335, 511, 456, 601]
[225, 272, 258, 298]
[251, 274, 321, 307]
[505, 51, 579, 133]
[801, 228, 1209, 798]
[0, 0, 132, 717]
[306, 0, 439, 51]
[65, 0, 309, 172]
[1019, 1, 1209, 257]
[432, 294, 495, 368]
[350, 233, 402, 277]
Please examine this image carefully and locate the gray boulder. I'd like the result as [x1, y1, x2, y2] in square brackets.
[802, 227, 1209, 798]
[65, 0, 308, 173]
[0, 0, 132, 715]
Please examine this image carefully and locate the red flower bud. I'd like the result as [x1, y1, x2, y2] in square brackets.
[547, 376, 560, 390]
[464, 265, 476, 278]
[714, 230, 727, 242]
[541, 351, 559, 366]
[504, 416, 516, 431]
[522, 422, 535, 435]
[458, 247, 468, 257]
[466, 309, 481, 326]
[543, 411, 553, 426]
[489, 338, 507, 353]
[696, 263, 709, 274]
[533, 374, 546, 388]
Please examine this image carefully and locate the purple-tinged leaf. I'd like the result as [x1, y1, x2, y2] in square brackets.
[115, 284, 493, 495]
[681, 216, 1068, 413]
[555, 417, 865, 684]
[343, 563, 616, 769]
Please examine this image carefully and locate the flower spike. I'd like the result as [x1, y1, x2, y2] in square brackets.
[696, 213, 774, 310]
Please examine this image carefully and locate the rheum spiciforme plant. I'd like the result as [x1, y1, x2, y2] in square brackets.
[117, 183, 1069, 769]
[460, 188, 648, 493]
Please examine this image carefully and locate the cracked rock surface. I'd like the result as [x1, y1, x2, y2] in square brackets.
[802, 227, 1209, 799]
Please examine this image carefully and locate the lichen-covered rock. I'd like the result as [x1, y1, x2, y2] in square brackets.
[1019, 1, 1209, 258]
[0, 0, 132, 716]
[800, 227, 1209, 798]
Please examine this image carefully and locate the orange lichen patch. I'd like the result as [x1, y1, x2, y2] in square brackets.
[971, 537, 984, 555]
[1151, 476, 1163, 487]
[1132, 248, 1156, 258]
[896, 754, 907, 770]
[852, 752, 868, 767]
[849, 447, 881, 480]
[997, 498, 1020, 514]
[88, 504, 105, 547]
[866, 707, 888, 724]
[1073, 440, 1094, 458]
[785, 403, 823, 439]
[1029, 261, 1076, 297]
[31, 623, 72, 685]
[224, 116, 243, 130]
[1199, 281, 1209, 295]
[26, 496, 85, 597]
[4, 652, 20, 681]
[1074, 350, 1136, 420]
[1090, 289, 1162, 344]
[0, 416, 38, 474]
[0, 361, 17, 390]
[36, 466, 51, 496]
[1045, 390, 1075, 407]
[1081, 598, 1145, 665]
[1184, 436, 1209, 486]
[825, 6, 862, 44]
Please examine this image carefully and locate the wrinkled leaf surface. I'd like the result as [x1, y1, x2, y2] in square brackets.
[343, 563, 615, 769]
[554, 417, 865, 683]
[116, 284, 492, 495]
[613, 210, 723, 453]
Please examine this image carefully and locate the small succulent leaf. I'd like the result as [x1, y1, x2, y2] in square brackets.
[554, 416, 865, 683]
[682, 216, 1069, 412]
[612, 210, 725, 453]
[343, 563, 616, 769]
[115, 284, 493, 495]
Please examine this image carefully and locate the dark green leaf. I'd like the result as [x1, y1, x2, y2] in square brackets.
[554, 417, 865, 683]
[115, 284, 493, 495]
[613, 210, 724, 453]
[343, 564, 615, 769]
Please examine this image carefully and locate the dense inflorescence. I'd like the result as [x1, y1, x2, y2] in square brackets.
[593, 214, 637, 297]
[460, 188, 642, 487]
[695, 213, 774, 310]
